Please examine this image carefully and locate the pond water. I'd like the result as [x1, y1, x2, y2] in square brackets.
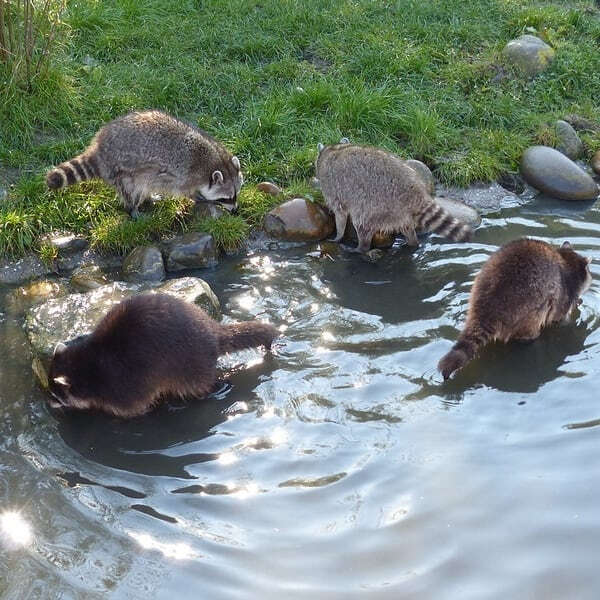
[1, 198, 600, 599]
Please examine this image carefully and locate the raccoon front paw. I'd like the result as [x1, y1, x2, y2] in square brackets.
[129, 208, 141, 220]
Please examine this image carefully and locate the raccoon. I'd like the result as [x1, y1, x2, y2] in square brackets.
[315, 142, 472, 252]
[438, 238, 592, 380]
[47, 293, 278, 418]
[46, 110, 243, 218]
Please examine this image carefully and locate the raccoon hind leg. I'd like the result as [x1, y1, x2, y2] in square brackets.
[400, 223, 419, 247]
[353, 223, 373, 253]
[332, 211, 348, 243]
[113, 176, 145, 219]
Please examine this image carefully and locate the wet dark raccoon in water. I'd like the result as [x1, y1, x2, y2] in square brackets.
[315, 142, 472, 252]
[45, 110, 243, 218]
[47, 294, 278, 418]
[438, 238, 592, 380]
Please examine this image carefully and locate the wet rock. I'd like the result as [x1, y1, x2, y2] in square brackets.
[25, 277, 221, 360]
[432, 198, 481, 228]
[8, 279, 66, 314]
[256, 182, 283, 196]
[157, 277, 221, 320]
[591, 150, 600, 175]
[162, 232, 218, 272]
[70, 265, 110, 292]
[502, 35, 555, 77]
[264, 198, 334, 242]
[497, 172, 526, 195]
[122, 246, 165, 282]
[405, 159, 435, 195]
[436, 182, 519, 214]
[0, 255, 52, 285]
[521, 146, 599, 201]
[555, 120, 584, 160]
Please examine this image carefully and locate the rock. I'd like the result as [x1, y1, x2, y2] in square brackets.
[405, 159, 435, 195]
[256, 181, 283, 196]
[162, 232, 218, 272]
[122, 246, 165, 282]
[564, 114, 600, 133]
[432, 198, 481, 228]
[502, 35, 555, 77]
[55, 248, 123, 273]
[521, 146, 599, 201]
[497, 172, 526, 195]
[70, 265, 110, 292]
[25, 277, 221, 360]
[264, 198, 334, 242]
[591, 150, 600, 175]
[40, 233, 89, 257]
[555, 120, 584, 160]
[436, 182, 519, 214]
[0, 255, 52, 285]
[157, 277, 221, 320]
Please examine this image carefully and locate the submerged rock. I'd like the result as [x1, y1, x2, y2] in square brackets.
[256, 181, 283, 196]
[264, 198, 334, 242]
[521, 146, 599, 201]
[122, 245, 165, 282]
[25, 276, 221, 361]
[162, 232, 218, 272]
[502, 35, 555, 77]
[70, 265, 110, 292]
[8, 279, 67, 314]
[555, 120, 584, 160]
[405, 159, 435, 195]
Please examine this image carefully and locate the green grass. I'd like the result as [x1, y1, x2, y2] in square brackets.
[2, 0, 600, 258]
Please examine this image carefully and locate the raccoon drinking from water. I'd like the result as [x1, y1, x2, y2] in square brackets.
[315, 142, 471, 252]
[46, 110, 243, 218]
[438, 238, 592, 380]
[47, 294, 277, 418]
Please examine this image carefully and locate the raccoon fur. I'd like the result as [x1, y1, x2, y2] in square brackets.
[438, 238, 592, 380]
[46, 110, 243, 218]
[47, 293, 278, 418]
[315, 142, 472, 252]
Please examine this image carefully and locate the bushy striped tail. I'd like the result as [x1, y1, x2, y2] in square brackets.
[418, 201, 471, 242]
[438, 325, 492, 380]
[46, 152, 100, 189]
[218, 321, 278, 354]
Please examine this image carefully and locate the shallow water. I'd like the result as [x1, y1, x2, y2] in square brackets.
[1, 199, 600, 599]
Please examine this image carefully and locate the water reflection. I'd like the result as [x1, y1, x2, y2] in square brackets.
[1, 511, 32, 548]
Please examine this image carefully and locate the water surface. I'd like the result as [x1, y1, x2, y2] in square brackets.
[1, 200, 600, 599]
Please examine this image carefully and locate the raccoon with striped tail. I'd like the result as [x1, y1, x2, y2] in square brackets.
[45, 110, 243, 218]
[438, 238, 592, 380]
[315, 141, 472, 252]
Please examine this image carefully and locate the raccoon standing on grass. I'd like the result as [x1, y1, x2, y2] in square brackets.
[46, 110, 243, 218]
[47, 293, 278, 418]
[315, 141, 472, 252]
[438, 238, 592, 380]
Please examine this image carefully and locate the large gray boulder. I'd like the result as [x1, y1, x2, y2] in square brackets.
[405, 159, 435, 195]
[264, 198, 334, 242]
[502, 35, 555, 77]
[25, 277, 221, 362]
[521, 146, 599, 201]
[162, 232, 218, 272]
[122, 245, 165, 282]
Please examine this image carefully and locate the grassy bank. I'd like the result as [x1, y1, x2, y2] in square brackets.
[1, 0, 600, 258]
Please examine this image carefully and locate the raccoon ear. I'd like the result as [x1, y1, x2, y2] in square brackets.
[211, 170, 224, 185]
[339, 137, 350, 144]
[317, 143, 324, 153]
[586, 256, 592, 265]
[231, 156, 240, 170]
[53, 342, 67, 356]
[561, 241, 572, 249]
[53, 375, 70, 388]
